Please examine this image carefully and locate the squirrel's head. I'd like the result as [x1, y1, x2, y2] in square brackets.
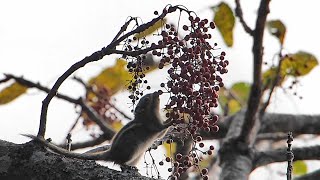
[134, 92, 160, 116]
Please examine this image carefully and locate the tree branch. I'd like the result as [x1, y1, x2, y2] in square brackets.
[260, 52, 284, 116]
[295, 169, 320, 180]
[259, 114, 320, 135]
[234, 0, 254, 35]
[0, 140, 152, 180]
[4, 74, 116, 139]
[253, 145, 320, 169]
[36, 5, 185, 138]
[239, 0, 271, 144]
[202, 113, 320, 140]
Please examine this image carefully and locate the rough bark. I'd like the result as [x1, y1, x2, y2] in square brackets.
[0, 140, 154, 180]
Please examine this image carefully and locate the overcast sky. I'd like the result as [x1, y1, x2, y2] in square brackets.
[0, 1, 319, 179]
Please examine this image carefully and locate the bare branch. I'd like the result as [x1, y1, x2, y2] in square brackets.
[239, 0, 271, 144]
[260, 53, 284, 116]
[0, 75, 10, 83]
[253, 145, 320, 169]
[4, 74, 116, 139]
[259, 114, 320, 135]
[111, 17, 136, 43]
[202, 113, 320, 140]
[36, 5, 186, 138]
[234, 0, 254, 35]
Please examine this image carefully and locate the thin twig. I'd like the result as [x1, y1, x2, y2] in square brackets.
[286, 132, 294, 180]
[235, 0, 254, 35]
[0, 76, 10, 83]
[111, 17, 136, 43]
[260, 49, 284, 116]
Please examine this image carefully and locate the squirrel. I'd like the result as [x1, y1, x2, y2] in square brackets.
[24, 92, 174, 169]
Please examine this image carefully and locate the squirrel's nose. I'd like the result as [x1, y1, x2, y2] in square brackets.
[153, 90, 163, 97]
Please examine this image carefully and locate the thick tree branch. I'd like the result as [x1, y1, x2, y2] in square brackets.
[0, 140, 152, 180]
[234, 0, 254, 35]
[253, 145, 320, 169]
[202, 113, 320, 140]
[239, 0, 271, 144]
[259, 114, 320, 134]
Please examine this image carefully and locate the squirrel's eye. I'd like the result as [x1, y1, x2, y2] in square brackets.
[144, 97, 150, 103]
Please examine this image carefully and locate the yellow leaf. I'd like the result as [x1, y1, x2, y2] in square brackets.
[111, 121, 124, 132]
[134, 19, 166, 39]
[267, 20, 286, 44]
[0, 82, 28, 105]
[163, 142, 176, 157]
[293, 160, 308, 176]
[282, 51, 318, 76]
[88, 59, 131, 95]
[228, 99, 241, 114]
[199, 156, 212, 169]
[262, 67, 284, 89]
[262, 51, 318, 89]
[213, 2, 235, 47]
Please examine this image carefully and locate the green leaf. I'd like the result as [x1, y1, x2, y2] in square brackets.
[88, 58, 131, 95]
[218, 82, 250, 115]
[0, 82, 28, 105]
[267, 20, 286, 44]
[213, 2, 235, 47]
[230, 82, 251, 104]
[293, 160, 308, 176]
[262, 67, 284, 89]
[282, 51, 318, 77]
[134, 18, 166, 39]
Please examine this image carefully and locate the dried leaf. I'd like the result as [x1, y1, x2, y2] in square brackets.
[267, 20, 286, 44]
[282, 51, 318, 76]
[88, 59, 131, 95]
[0, 82, 28, 105]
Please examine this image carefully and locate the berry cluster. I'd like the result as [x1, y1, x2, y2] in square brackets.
[83, 86, 118, 127]
[152, 15, 228, 137]
[120, 5, 228, 179]
[123, 37, 152, 107]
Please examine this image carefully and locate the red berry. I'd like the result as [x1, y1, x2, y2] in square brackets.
[199, 142, 204, 148]
[201, 168, 208, 175]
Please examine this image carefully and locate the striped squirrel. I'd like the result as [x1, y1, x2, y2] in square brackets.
[24, 92, 173, 169]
